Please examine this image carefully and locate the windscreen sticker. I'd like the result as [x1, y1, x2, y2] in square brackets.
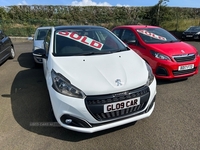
[137, 30, 167, 41]
[57, 31, 104, 50]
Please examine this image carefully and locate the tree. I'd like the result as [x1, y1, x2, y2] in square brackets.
[157, 0, 169, 25]
[148, 0, 169, 26]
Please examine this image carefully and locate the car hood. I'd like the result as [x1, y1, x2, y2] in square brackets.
[52, 51, 148, 95]
[33, 40, 44, 49]
[148, 41, 197, 56]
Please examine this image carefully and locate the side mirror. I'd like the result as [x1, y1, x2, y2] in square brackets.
[33, 49, 47, 58]
[127, 40, 137, 45]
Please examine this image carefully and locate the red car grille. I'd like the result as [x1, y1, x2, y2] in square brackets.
[173, 54, 195, 62]
[173, 67, 197, 76]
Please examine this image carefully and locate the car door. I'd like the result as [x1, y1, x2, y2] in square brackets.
[113, 28, 146, 59]
[120, 29, 145, 56]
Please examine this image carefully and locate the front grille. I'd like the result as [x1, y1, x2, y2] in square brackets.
[173, 67, 197, 76]
[85, 86, 150, 121]
[173, 54, 195, 62]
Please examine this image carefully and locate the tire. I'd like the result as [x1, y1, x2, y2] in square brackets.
[10, 46, 15, 59]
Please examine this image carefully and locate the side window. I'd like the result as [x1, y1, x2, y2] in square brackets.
[112, 29, 121, 37]
[121, 29, 136, 43]
[37, 30, 47, 40]
[44, 29, 51, 54]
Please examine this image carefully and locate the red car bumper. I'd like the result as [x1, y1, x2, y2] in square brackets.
[152, 56, 200, 79]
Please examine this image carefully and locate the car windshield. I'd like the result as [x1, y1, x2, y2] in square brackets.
[137, 27, 179, 44]
[186, 26, 200, 32]
[54, 28, 127, 56]
[35, 29, 49, 40]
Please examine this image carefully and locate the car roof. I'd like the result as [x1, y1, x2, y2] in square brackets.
[114, 25, 160, 29]
[189, 26, 200, 27]
[36, 26, 52, 30]
[54, 25, 105, 31]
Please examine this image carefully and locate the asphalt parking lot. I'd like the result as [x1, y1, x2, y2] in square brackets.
[0, 41, 200, 150]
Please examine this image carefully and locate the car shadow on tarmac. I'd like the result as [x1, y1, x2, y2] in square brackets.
[156, 78, 188, 85]
[10, 52, 138, 142]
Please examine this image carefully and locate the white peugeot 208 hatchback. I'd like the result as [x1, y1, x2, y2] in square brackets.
[33, 25, 157, 133]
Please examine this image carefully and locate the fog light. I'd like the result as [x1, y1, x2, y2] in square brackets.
[65, 119, 72, 124]
[60, 114, 92, 128]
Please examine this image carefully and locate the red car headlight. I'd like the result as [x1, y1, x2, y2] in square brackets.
[150, 50, 171, 60]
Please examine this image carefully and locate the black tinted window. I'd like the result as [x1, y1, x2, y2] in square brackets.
[113, 29, 121, 37]
[121, 29, 136, 42]
[186, 27, 200, 32]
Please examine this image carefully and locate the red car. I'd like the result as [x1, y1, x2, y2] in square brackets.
[112, 25, 200, 80]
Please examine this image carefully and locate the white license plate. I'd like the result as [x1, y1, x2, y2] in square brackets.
[186, 35, 193, 37]
[178, 64, 194, 71]
[104, 97, 140, 113]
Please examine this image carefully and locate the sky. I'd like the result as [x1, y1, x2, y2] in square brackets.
[0, 0, 200, 8]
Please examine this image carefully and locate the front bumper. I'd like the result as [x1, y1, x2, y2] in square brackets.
[48, 78, 157, 133]
[182, 34, 200, 40]
[153, 57, 199, 79]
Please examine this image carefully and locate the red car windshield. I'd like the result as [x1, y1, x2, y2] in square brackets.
[136, 27, 179, 44]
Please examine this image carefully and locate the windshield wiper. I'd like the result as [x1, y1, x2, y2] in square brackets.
[115, 47, 130, 52]
[72, 47, 130, 56]
[168, 40, 180, 43]
[81, 51, 112, 55]
[161, 40, 180, 44]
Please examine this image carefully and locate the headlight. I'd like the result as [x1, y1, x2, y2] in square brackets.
[51, 69, 86, 99]
[150, 50, 170, 60]
[195, 32, 200, 35]
[146, 63, 155, 86]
